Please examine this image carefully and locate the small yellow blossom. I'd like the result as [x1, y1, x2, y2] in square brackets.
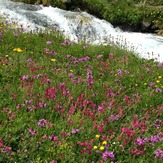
[93, 146, 98, 150]
[51, 58, 57, 62]
[144, 83, 147, 85]
[5, 55, 8, 57]
[13, 48, 23, 53]
[95, 135, 100, 138]
[135, 84, 138, 87]
[102, 141, 107, 145]
[70, 70, 73, 72]
[100, 146, 105, 151]
[158, 76, 162, 79]
[156, 80, 160, 83]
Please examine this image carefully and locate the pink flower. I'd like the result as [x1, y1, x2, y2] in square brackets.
[102, 151, 115, 160]
[46, 41, 53, 45]
[2, 146, 12, 153]
[28, 128, 36, 135]
[38, 119, 46, 127]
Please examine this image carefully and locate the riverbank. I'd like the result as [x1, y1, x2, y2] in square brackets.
[12, 0, 163, 35]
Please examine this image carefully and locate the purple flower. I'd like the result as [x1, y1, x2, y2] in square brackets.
[14, 33, 19, 37]
[44, 48, 49, 53]
[61, 40, 73, 46]
[38, 119, 46, 127]
[149, 82, 155, 87]
[44, 78, 51, 84]
[46, 41, 53, 45]
[0, 32, 3, 37]
[150, 135, 160, 145]
[49, 134, 58, 142]
[21, 75, 28, 80]
[27, 58, 32, 62]
[38, 102, 47, 108]
[2, 146, 12, 153]
[25, 99, 33, 104]
[83, 45, 88, 49]
[71, 128, 79, 134]
[124, 70, 129, 74]
[109, 115, 119, 120]
[157, 62, 163, 68]
[26, 106, 35, 112]
[97, 54, 103, 59]
[28, 128, 36, 135]
[98, 105, 103, 111]
[154, 149, 163, 160]
[154, 119, 162, 129]
[102, 151, 115, 160]
[155, 88, 162, 93]
[68, 73, 74, 78]
[117, 69, 123, 77]
[135, 138, 145, 146]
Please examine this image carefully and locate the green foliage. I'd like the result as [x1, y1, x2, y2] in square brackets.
[0, 8, 163, 163]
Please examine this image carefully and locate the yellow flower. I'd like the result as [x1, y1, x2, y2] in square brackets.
[158, 76, 162, 79]
[95, 135, 100, 138]
[51, 58, 57, 62]
[135, 84, 138, 87]
[70, 70, 73, 72]
[144, 83, 147, 85]
[102, 141, 107, 145]
[99, 146, 105, 151]
[5, 55, 8, 57]
[156, 80, 160, 83]
[13, 48, 23, 53]
[93, 146, 98, 150]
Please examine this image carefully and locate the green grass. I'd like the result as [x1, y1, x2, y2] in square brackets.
[0, 18, 163, 163]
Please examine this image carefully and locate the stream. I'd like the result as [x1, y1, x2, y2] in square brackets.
[0, 0, 163, 62]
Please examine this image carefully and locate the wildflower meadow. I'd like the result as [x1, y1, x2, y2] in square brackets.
[0, 18, 163, 163]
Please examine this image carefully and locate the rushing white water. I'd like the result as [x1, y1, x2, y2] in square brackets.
[0, 0, 163, 62]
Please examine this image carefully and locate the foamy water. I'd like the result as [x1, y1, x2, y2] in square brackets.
[0, 0, 163, 62]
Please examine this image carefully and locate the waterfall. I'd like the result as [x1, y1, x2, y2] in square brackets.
[0, 0, 163, 62]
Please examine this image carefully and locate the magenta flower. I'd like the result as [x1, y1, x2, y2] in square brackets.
[28, 128, 36, 135]
[14, 33, 19, 37]
[71, 128, 79, 134]
[38, 102, 47, 108]
[97, 54, 103, 59]
[61, 40, 73, 46]
[83, 45, 88, 49]
[38, 119, 46, 127]
[46, 41, 53, 45]
[27, 58, 32, 62]
[154, 149, 163, 160]
[102, 151, 115, 160]
[68, 73, 74, 78]
[157, 62, 163, 68]
[49, 134, 58, 142]
[2, 146, 12, 153]
[21, 75, 29, 80]
[149, 82, 155, 87]
[155, 88, 162, 93]
[25, 99, 33, 104]
[135, 138, 145, 146]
